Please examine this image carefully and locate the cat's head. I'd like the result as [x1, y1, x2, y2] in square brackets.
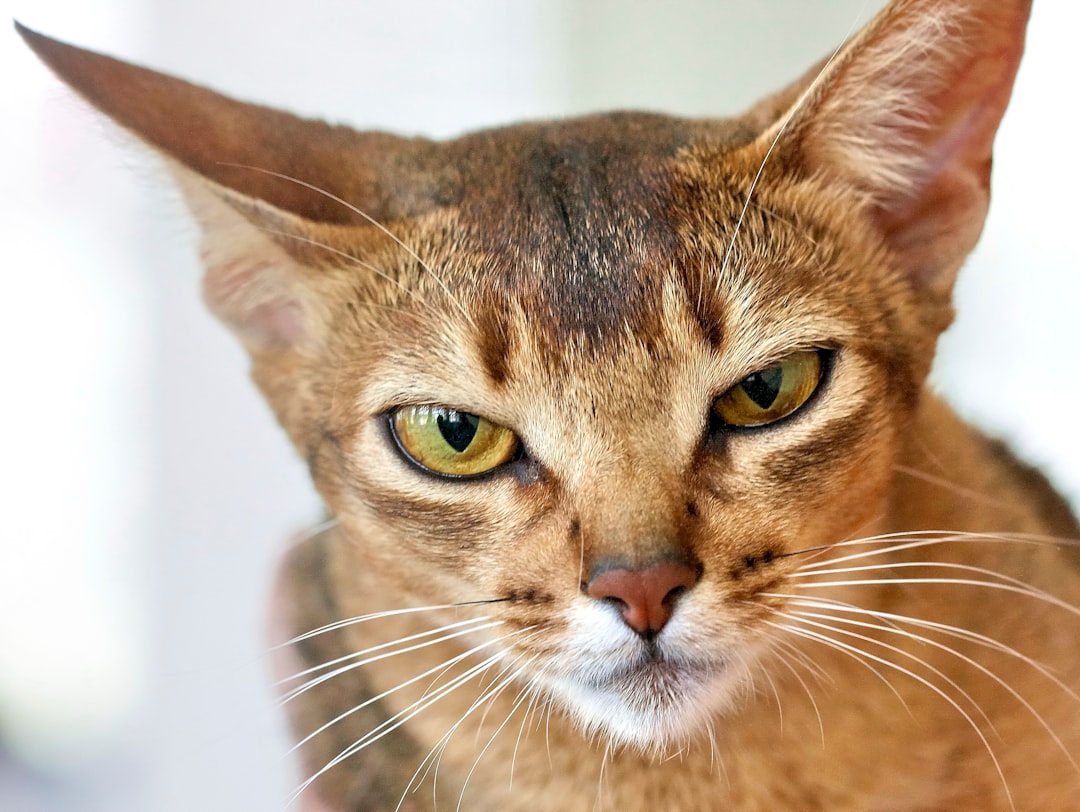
[19, 0, 1030, 750]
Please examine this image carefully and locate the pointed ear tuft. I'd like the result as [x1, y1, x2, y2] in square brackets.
[762, 0, 1031, 298]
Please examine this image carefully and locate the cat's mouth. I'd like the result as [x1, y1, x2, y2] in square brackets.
[596, 649, 714, 693]
[541, 649, 735, 750]
[607, 657, 700, 696]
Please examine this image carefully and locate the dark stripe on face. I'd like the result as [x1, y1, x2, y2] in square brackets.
[357, 487, 489, 541]
[760, 404, 877, 488]
[474, 301, 516, 387]
[685, 272, 726, 353]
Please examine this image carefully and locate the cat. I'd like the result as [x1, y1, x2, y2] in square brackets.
[18, 0, 1080, 808]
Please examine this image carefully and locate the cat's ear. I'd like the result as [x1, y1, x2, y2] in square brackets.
[758, 0, 1030, 306]
[17, 23, 422, 351]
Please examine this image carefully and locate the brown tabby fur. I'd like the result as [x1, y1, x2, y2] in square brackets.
[20, 0, 1080, 808]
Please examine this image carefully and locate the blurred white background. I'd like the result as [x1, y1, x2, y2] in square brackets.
[1, 0, 1077, 809]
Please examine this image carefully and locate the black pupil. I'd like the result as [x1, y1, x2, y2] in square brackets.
[741, 366, 784, 409]
[437, 410, 480, 453]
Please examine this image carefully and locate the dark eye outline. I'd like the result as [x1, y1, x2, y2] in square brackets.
[711, 349, 832, 432]
[387, 405, 524, 480]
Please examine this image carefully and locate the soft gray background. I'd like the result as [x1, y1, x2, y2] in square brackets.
[3, 0, 1077, 809]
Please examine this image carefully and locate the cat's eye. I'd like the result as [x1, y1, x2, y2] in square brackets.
[713, 350, 823, 428]
[390, 405, 521, 477]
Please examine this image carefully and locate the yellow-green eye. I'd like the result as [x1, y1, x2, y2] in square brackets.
[714, 350, 823, 427]
[390, 405, 520, 477]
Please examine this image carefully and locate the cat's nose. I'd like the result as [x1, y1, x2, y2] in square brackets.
[585, 560, 700, 637]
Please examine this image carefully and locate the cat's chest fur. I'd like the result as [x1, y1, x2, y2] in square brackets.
[20, 0, 1080, 808]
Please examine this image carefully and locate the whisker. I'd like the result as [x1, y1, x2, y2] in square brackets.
[786, 531, 969, 567]
[790, 571, 1080, 619]
[288, 622, 538, 802]
[892, 464, 1019, 512]
[276, 599, 509, 648]
[778, 612, 997, 731]
[402, 639, 543, 808]
[752, 643, 789, 738]
[764, 617, 912, 719]
[594, 740, 612, 812]
[768, 635, 833, 687]
[757, 639, 822, 744]
[456, 664, 538, 811]
[718, 14, 862, 278]
[217, 162, 477, 326]
[290, 638, 498, 760]
[793, 558, 1039, 590]
[775, 593, 1080, 697]
[277, 617, 501, 704]
[257, 226, 419, 302]
[291, 647, 507, 807]
[292, 517, 339, 542]
[787, 606, 1080, 774]
[703, 716, 719, 775]
[405, 656, 527, 809]
[793, 530, 1080, 572]
[766, 618, 1014, 810]
[509, 686, 543, 790]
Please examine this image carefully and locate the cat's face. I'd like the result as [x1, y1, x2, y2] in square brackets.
[257, 117, 934, 749]
[19, 0, 1030, 756]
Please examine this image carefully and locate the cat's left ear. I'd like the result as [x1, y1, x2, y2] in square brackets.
[760, 0, 1030, 312]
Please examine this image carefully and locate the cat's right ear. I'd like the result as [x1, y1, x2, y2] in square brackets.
[17, 23, 416, 352]
[748, 0, 1031, 329]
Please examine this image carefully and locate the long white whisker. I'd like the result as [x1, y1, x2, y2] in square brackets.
[774, 593, 1080, 706]
[456, 664, 538, 811]
[277, 601, 505, 648]
[765, 617, 912, 717]
[753, 643, 789, 738]
[396, 630, 544, 809]
[758, 639, 828, 744]
[279, 616, 494, 684]
[594, 740, 612, 812]
[769, 635, 833, 686]
[779, 612, 994, 732]
[791, 573, 1080, 619]
[509, 685, 543, 791]
[767, 619, 1014, 811]
[793, 558, 1039, 590]
[290, 638, 498, 759]
[289, 622, 538, 800]
[788, 607, 1080, 774]
[278, 618, 502, 704]
[290, 647, 507, 807]
[791, 530, 1080, 571]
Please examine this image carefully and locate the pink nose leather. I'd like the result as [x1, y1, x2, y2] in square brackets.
[586, 561, 699, 635]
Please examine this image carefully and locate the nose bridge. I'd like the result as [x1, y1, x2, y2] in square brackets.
[579, 457, 690, 574]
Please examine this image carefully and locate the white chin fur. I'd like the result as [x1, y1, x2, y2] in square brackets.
[543, 663, 744, 752]
[535, 603, 751, 752]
